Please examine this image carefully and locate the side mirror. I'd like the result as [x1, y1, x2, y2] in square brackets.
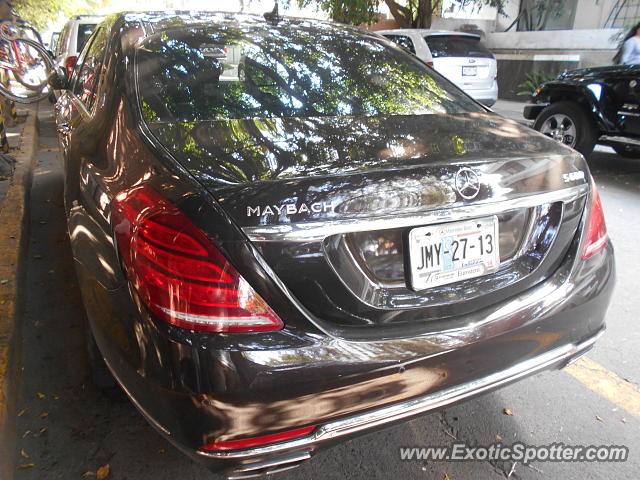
[48, 67, 69, 90]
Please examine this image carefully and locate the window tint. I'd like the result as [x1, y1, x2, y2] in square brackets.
[424, 35, 493, 58]
[73, 27, 108, 110]
[383, 34, 416, 54]
[76, 24, 97, 54]
[136, 23, 481, 123]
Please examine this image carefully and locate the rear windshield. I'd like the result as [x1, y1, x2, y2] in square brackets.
[425, 35, 493, 59]
[76, 24, 97, 53]
[135, 22, 482, 123]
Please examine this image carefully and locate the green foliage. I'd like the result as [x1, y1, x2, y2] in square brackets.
[295, 0, 379, 25]
[516, 71, 556, 97]
[294, 0, 506, 27]
[13, 0, 106, 31]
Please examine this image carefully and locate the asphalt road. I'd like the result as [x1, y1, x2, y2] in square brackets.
[11, 106, 640, 480]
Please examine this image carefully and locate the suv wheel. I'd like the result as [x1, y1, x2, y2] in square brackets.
[533, 101, 598, 157]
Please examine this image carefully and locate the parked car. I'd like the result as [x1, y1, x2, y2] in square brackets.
[48, 11, 613, 477]
[49, 31, 60, 52]
[378, 29, 498, 106]
[54, 15, 104, 76]
[525, 65, 640, 158]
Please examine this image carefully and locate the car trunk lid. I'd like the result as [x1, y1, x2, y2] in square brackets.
[146, 112, 590, 334]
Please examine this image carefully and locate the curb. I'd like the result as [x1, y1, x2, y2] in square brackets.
[0, 109, 39, 480]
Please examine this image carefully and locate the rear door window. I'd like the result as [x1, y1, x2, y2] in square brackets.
[424, 35, 493, 58]
[76, 24, 97, 53]
[73, 27, 109, 110]
[383, 34, 416, 54]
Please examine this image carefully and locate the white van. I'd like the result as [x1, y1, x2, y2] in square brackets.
[54, 15, 104, 76]
[377, 29, 498, 106]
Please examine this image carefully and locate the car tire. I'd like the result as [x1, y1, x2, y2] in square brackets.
[86, 326, 117, 389]
[533, 101, 598, 157]
[613, 145, 640, 158]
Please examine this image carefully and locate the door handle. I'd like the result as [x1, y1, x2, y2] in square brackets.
[57, 122, 71, 134]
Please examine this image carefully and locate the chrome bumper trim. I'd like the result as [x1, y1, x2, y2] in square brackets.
[198, 328, 604, 460]
[242, 184, 588, 242]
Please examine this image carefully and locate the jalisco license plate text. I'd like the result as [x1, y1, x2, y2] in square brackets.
[408, 217, 500, 290]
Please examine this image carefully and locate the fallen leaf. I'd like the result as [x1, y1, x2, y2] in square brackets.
[20, 449, 29, 458]
[596, 415, 604, 422]
[36, 392, 46, 399]
[17, 463, 36, 469]
[52, 395, 59, 400]
[82, 472, 95, 478]
[0, 279, 8, 285]
[496, 434, 503, 441]
[444, 474, 451, 480]
[96, 464, 110, 479]
[17, 408, 29, 417]
[37, 412, 49, 420]
[503, 408, 514, 416]
[156, 448, 166, 454]
[22, 430, 31, 438]
[33, 427, 47, 437]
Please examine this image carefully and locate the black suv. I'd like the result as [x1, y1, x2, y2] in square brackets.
[524, 65, 640, 158]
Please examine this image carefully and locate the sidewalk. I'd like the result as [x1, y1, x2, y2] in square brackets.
[0, 105, 38, 480]
[0, 110, 30, 209]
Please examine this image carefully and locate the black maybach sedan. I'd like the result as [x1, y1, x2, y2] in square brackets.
[49, 11, 614, 477]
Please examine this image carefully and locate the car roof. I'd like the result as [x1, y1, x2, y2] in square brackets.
[375, 29, 481, 39]
[111, 10, 375, 45]
[120, 10, 344, 29]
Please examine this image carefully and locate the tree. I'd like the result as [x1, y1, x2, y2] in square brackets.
[11, 0, 107, 31]
[296, 0, 506, 28]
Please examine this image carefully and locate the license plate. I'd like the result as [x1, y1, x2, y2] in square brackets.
[462, 66, 477, 76]
[407, 217, 500, 290]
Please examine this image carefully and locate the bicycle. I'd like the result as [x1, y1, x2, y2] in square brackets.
[0, 20, 55, 103]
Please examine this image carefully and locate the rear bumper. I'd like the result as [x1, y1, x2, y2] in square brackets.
[92, 235, 614, 474]
[200, 328, 602, 462]
[464, 82, 498, 106]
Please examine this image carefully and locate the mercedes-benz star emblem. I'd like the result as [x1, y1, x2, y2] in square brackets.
[455, 168, 481, 200]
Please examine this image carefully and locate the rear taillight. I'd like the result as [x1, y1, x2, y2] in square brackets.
[427, 61, 434, 67]
[111, 185, 283, 333]
[581, 185, 608, 260]
[201, 425, 316, 452]
[64, 56, 77, 78]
